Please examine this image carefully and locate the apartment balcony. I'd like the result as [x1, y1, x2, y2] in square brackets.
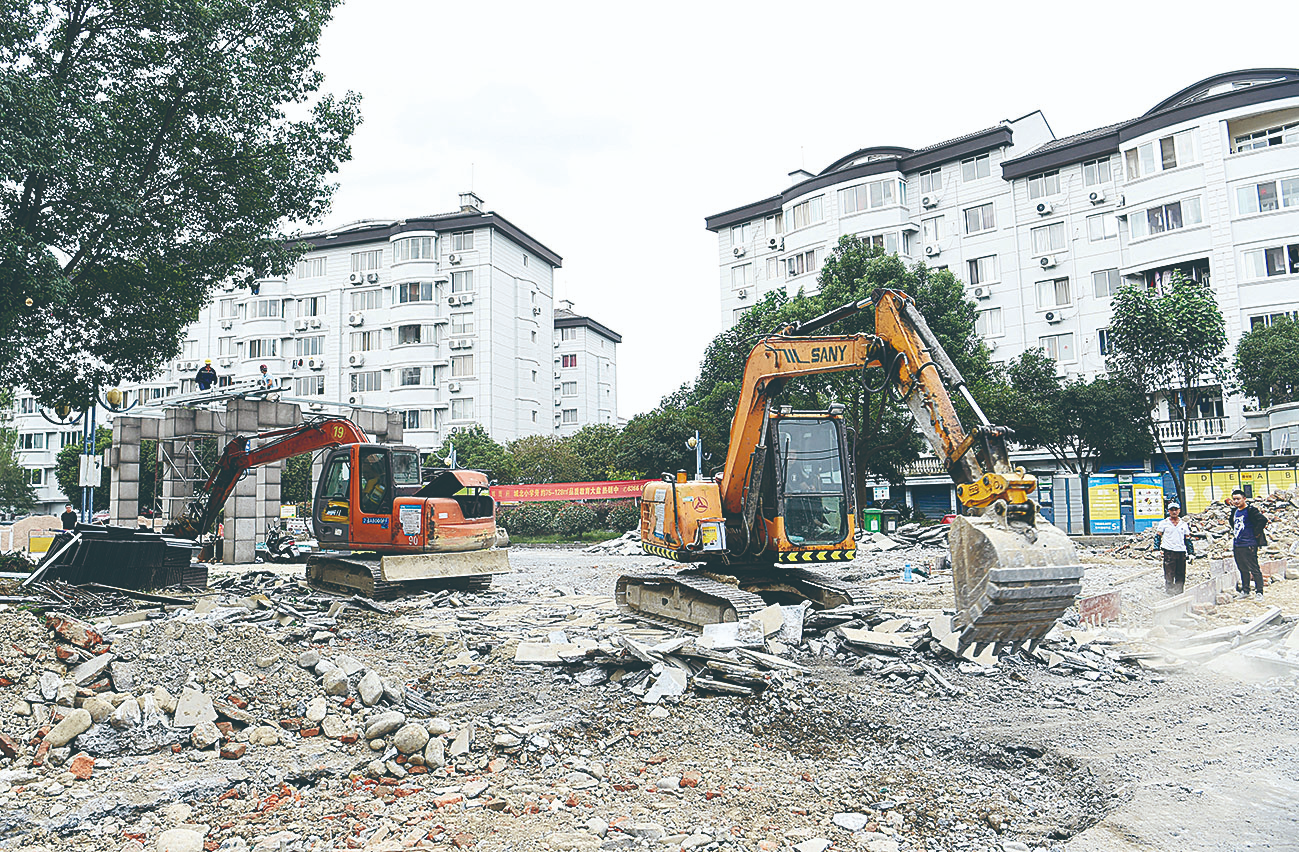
[1154, 416, 1230, 442]
[904, 456, 948, 477]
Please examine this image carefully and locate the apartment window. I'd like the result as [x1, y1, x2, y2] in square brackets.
[839, 178, 897, 215]
[862, 232, 899, 255]
[1036, 278, 1071, 309]
[60, 431, 79, 448]
[561, 354, 577, 368]
[218, 337, 233, 356]
[965, 255, 997, 286]
[451, 398, 474, 420]
[297, 296, 325, 317]
[393, 236, 434, 262]
[451, 355, 474, 377]
[919, 168, 941, 193]
[295, 336, 324, 357]
[1233, 120, 1299, 152]
[1124, 129, 1195, 179]
[1083, 157, 1112, 186]
[1130, 197, 1203, 238]
[26, 468, 43, 485]
[975, 308, 1003, 337]
[1237, 177, 1299, 214]
[919, 216, 943, 246]
[731, 222, 752, 247]
[351, 249, 382, 273]
[1097, 328, 1111, 356]
[1249, 311, 1299, 329]
[1027, 170, 1061, 199]
[1039, 332, 1075, 362]
[561, 408, 578, 425]
[452, 231, 474, 251]
[786, 248, 819, 277]
[788, 196, 823, 230]
[351, 289, 382, 311]
[400, 367, 423, 386]
[450, 270, 473, 293]
[403, 409, 432, 430]
[1241, 243, 1299, 280]
[731, 264, 752, 289]
[295, 256, 326, 278]
[961, 154, 990, 182]
[247, 338, 277, 358]
[963, 202, 995, 234]
[350, 371, 381, 392]
[559, 327, 577, 341]
[18, 432, 45, 450]
[1031, 222, 1067, 254]
[450, 312, 473, 335]
[350, 331, 379, 352]
[218, 299, 236, 319]
[295, 376, 325, 396]
[1092, 269, 1121, 298]
[561, 381, 577, 396]
[733, 307, 748, 323]
[397, 324, 423, 345]
[764, 211, 784, 236]
[249, 299, 280, 319]
[395, 281, 435, 303]
[1087, 213, 1117, 242]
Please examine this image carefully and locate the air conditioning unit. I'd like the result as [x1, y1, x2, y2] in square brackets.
[347, 312, 364, 326]
[309, 317, 321, 328]
[308, 402, 324, 412]
[219, 357, 234, 368]
[366, 272, 379, 283]
[448, 339, 461, 350]
[737, 289, 749, 300]
[1044, 311, 1063, 324]
[921, 194, 940, 208]
[348, 272, 363, 285]
[1039, 255, 1058, 269]
[1035, 201, 1053, 216]
[732, 246, 746, 258]
[767, 236, 783, 251]
[532, 306, 542, 316]
[348, 353, 365, 366]
[294, 318, 308, 331]
[924, 244, 941, 258]
[1088, 189, 1106, 204]
[458, 293, 473, 304]
[448, 381, 461, 393]
[307, 357, 322, 370]
[220, 319, 233, 330]
[972, 286, 991, 300]
[447, 295, 460, 306]
[448, 253, 462, 265]
[348, 393, 364, 406]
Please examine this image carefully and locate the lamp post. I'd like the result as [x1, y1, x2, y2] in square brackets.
[42, 388, 137, 523]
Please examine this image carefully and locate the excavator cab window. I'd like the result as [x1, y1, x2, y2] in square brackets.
[391, 450, 421, 488]
[359, 450, 392, 515]
[776, 418, 847, 545]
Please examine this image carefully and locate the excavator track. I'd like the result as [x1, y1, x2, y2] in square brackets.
[305, 554, 495, 600]
[615, 570, 767, 632]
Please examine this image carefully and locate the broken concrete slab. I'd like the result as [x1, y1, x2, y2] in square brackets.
[641, 667, 688, 705]
[749, 604, 784, 637]
[70, 652, 115, 686]
[838, 626, 922, 654]
[171, 688, 217, 728]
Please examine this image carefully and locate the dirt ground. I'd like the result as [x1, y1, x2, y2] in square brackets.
[0, 544, 1295, 852]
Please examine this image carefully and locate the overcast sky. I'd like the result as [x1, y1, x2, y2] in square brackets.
[313, 1, 1295, 418]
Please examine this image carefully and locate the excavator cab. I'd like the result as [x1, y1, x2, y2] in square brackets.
[312, 444, 425, 549]
[770, 413, 854, 551]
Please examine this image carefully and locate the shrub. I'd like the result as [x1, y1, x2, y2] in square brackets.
[497, 503, 555, 536]
[551, 502, 598, 537]
[606, 501, 639, 532]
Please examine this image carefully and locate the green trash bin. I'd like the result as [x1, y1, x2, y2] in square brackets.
[863, 508, 901, 534]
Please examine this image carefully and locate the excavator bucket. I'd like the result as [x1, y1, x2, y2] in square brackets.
[948, 510, 1084, 650]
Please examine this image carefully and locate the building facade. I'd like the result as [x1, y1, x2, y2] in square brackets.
[13, 193, 621, 516]
[706, 70, 1299, 514]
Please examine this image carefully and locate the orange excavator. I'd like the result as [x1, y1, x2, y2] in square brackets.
[162, 416, 508, 598]
[619, 289, 1083, 651]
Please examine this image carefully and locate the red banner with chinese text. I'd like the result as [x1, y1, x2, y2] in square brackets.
[490, 480, 652, 503]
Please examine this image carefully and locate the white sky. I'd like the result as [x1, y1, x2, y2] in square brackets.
[314, 0, 1295, 418]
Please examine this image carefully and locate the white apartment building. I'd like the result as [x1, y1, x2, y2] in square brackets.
[707, 69, 1299, 507]
[13, 193, 622, 516]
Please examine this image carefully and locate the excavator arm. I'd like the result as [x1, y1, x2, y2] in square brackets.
[163, 417, 369, 540]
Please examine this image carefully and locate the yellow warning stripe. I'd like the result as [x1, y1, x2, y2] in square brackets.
[641, 542, 689, 561]
[776, 549, 856, 564]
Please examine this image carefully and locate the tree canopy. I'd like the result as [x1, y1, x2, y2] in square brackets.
[1235, 316, 1299, 408]
[0, 0, 361, 406]
[55, 425, 110, 512]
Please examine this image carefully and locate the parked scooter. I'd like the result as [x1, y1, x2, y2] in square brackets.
[263, 519, 299, 563]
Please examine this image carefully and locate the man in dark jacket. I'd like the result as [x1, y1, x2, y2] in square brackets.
[60, 503, 77, 530]
[1229, 489, 1268, 599]
[196, 360, 217, 391]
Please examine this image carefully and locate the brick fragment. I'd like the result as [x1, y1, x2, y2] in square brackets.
[67, 753, 94, 779]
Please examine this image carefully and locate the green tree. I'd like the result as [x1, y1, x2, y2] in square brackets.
[1235, 316, 1299, 408]
[567, 424, 626, 481]
[1107, 273, 1229, 506]
[0, 390, 35, 516]
[615, 396, 696, 480]
[56, 426, 111, 512]
[508, 435, 582, 485]
[0, 1, 361, 407]
[430, 425, 517, 483]
[282, 453, 314, 504]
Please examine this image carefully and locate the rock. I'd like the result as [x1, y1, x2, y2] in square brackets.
[153, 686, 178, 715]
[172, 688, 216, 728]
[320, 714, 347, 739]
[321, 668, 349, 697]
[586, 817, 608, 837]
[449, 725, 471, 756]
[313, 658, 338, 677]
[45, 612, 103, 649]
[333, 654, 364, 676]
[543, 833, 600, 850]
[108, 660, 138, 694]
[623, 824, 666, 841]
[45, 708, 92, 748]
[363, 711, 406, 739]
[366, 759, 387, 778]
[833, 812, 871, 831]
[358, 670, 384, 706]
[220, 743, 247, 760]
[191, 720, 222, 749]
[304, 696, 327, 724]
[424, 736, 445, 768]
[793, 841, 832, 852]
[56, 682, 78, 706]
[393, 723, 429, 755]
[297, 650, 320, 669]
[427, 717, 452, 736]
[82, 696, 115, 723]
[71, 652, 115, 686]
[67, 752, 94, 779]
[866, 839, 899, 852]
[38, 671, 62, 701]
[155, 828, 204, 852]
[248, 726, 280, 747]
[110, 699, 142, 730]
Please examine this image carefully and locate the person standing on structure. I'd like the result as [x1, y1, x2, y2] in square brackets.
[255, 363, 275, 390]
[196, 360, 217, 392]
[1153, 502, 1191, 594]
[1229, 489, 1268, 599]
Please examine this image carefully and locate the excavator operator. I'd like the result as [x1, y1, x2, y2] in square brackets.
[360, 451, 390, 514]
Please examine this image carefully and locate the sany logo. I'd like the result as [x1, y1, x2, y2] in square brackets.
[694, 496, 709, 512]
[778, 344, 848, 365]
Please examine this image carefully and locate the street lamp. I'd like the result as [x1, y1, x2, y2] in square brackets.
[40, 388, 138, 524]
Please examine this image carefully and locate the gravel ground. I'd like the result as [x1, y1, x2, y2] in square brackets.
[0, 543, 1295, 852]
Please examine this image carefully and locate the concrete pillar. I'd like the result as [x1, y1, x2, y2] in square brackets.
[220, 398, 301, 564]
[109, 417, 142, 526]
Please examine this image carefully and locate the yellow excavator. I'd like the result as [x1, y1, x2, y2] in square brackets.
[618, 289, 1083, 651]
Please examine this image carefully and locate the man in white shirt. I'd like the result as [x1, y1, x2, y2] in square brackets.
[1154, 502, 1191, 594]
